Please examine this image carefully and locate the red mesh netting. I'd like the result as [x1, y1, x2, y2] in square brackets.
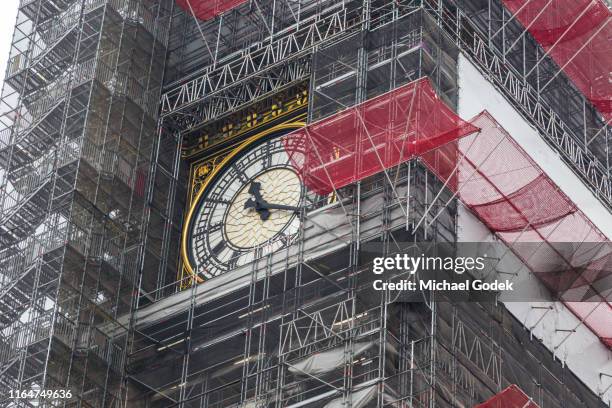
[423, 111, 612, 349]
[283, 76, 611, 348]
[282, 78, 479, 195]
[475, 385, 539, 408]
[176, 0, 247, 21]
[502, 0, 612, 121]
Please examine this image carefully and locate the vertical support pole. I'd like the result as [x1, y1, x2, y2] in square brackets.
[410, 339, 415, 405]
[606, 125, 610, 179]
[178, 273, 198, 407]
[501, 5, 506, 64]
[429, 301, 436, 408]
[583, 100, 588, 147]
[406, 161, 412, 231]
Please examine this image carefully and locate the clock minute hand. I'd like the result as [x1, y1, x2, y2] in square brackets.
[244, 198, 298, 219]
[254, 202, 300, 212]
[244, 181, 299, 219]
[245, 182, 271, 220]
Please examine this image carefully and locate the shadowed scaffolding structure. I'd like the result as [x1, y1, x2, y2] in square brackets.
[119, 0, 612, 406]
[1, 0, 608, 406]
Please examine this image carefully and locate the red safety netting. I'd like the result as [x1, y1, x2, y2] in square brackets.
[475, 385, 539, 408]
[283, 76, 611, 348]
[422, 111, 612, 349]
[502, 0, 612, 122]
[176, 0, 247, 21]
[282, 78, 479, 195]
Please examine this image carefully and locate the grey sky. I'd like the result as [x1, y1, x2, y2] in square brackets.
[0, 1, 20, 85]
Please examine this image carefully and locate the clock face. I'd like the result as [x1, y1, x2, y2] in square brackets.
[185, 131, 308, 279]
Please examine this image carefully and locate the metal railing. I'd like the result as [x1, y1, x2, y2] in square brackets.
[0, 141, 80, 225]
[38, 0, 83, 45]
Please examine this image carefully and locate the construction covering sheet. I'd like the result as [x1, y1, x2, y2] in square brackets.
[283, 78, 479, 195]
[422, 111, 612, 349]
[475, 384, 539, 408]
[502, 0, 612, 121]
[176, 0, 247, 21]
[287, 342, 373, 376]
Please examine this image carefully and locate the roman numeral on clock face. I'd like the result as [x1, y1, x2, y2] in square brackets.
[232, 164, 249, 184]
[207, 198, 231, 205]
[211, 240, 226, 257]
[194, 222, 222, 238]
[263, 143, 272, 167]
[227, 250, 240, 269]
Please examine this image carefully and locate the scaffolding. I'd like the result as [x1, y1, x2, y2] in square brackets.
[124, 1, 611, 407]
[0, 0, 171, 406]
[0, 0, 609, 407]
[160, 0, 611, 208]
[422, 110, 612, 349]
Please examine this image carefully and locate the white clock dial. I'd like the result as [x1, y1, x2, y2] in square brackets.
[185, 130, 310, 279]
[224, 168, 301, 248]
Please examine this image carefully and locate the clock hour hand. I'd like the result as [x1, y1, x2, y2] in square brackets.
[245, 182, 271, 220]
[248, 181, 265, 202]
[244, 197, 271, 221]
[244, 181, 299, 220]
